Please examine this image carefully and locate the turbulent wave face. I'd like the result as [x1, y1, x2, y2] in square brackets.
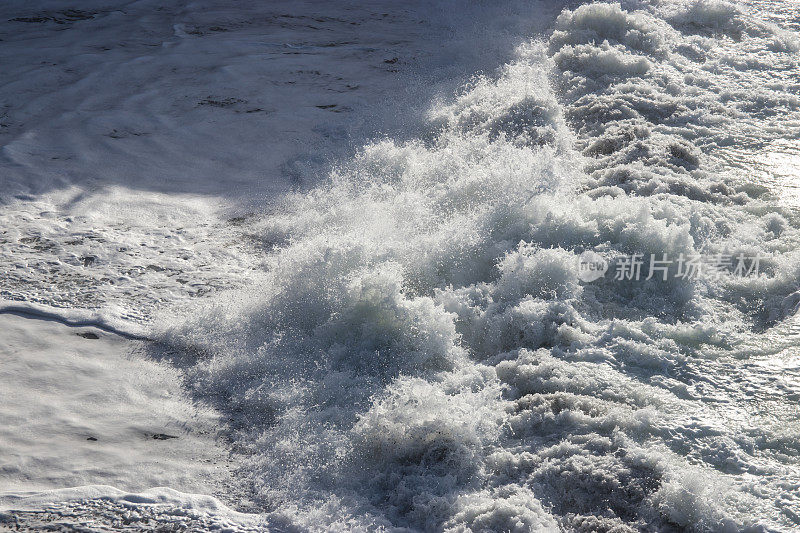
[163, 1, 800, 531]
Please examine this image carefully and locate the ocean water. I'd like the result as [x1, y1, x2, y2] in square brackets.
[156, 1, 800, 531]
[2, 0, 800, 531]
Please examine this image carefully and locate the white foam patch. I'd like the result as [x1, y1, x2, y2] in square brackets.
[0, 314, 228, 500]
[0, 486, 267, 532]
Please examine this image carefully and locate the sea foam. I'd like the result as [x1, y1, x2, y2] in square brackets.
[160, 1, 800, 530]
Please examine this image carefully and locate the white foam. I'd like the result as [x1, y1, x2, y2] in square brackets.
[5, 0, 800, 530]
[155, 2, 800, 527]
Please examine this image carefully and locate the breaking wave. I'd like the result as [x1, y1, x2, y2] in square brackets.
[161, 1, 800, 530]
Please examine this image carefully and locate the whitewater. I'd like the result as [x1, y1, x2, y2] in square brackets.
[2, 0, 800, 531]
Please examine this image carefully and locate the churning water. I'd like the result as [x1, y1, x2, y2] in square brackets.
[159, 1, 800, 530]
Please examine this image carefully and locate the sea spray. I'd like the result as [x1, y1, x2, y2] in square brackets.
[161, 1, 800, 530]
